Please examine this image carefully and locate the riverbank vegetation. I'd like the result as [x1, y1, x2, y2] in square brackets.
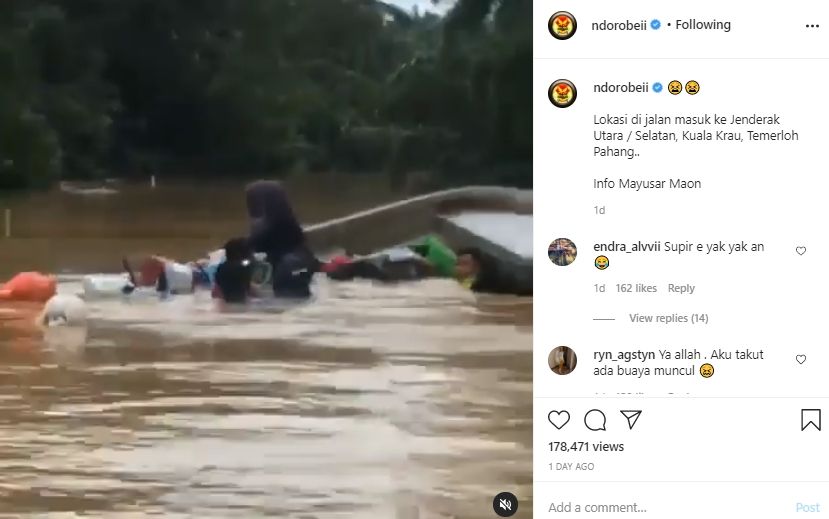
[0, 0, 530, 191]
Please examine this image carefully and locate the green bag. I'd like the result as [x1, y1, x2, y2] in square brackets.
[411, 235, 456, 277]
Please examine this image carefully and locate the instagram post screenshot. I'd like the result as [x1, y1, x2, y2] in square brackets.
[537, 0, 829, 518]
[0, 1, 532, 517]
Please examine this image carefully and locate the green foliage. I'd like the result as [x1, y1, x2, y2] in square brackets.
[0, 0, 530, 190]
[0, 108, 61, 189]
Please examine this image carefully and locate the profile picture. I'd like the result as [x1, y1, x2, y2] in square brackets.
[549, 346, 577, 375]
[548, 238, 577, 266]
[548, 79, 577, 108]
[549, 11, 577, 40]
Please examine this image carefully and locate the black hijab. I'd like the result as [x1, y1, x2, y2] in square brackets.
[245, 180, 306, 260]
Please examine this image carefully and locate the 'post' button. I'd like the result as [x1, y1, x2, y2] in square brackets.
[796, 502, 821, 513]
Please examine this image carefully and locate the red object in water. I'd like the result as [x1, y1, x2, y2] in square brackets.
[0, 272, 57, 302]
[138, 257, 166, 287]
[320, 255, 352, 273]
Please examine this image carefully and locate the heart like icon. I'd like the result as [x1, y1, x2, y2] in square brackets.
[547, 410, 571, 430]
[796, 246, 807, 256]
[796, 354, 807, 365]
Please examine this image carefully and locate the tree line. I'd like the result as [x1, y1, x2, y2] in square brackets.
[0, 0, 530, 190]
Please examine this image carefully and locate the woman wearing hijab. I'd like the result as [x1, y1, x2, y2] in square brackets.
[245, 180, 319, 298]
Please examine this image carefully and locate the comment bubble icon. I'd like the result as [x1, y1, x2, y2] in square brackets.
[584, 409, 607, 431]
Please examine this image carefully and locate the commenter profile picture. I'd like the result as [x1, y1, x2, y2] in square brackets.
[549, 238, 577, 266]
[548, 79, 577, 108]
[549, 346, 577, 376]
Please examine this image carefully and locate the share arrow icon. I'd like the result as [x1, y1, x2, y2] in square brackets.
[620, 410, 642, 430]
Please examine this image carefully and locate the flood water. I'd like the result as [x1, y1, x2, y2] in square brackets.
[0, 178, 532, 518]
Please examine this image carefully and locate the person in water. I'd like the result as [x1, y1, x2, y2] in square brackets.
[322, 240, 531, 297]
[245, 180, 319, 298]
[133, 256, 209, 294]
[125, 240, 265, 301]
[454, 247, 531, 296]
[213, 237, 256, 303]
[322, 235, 455, 282]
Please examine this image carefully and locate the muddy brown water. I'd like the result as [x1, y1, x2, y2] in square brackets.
[0, 179, 531, 518]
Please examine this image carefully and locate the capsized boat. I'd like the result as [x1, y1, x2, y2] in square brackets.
[305, 186, 532, 292]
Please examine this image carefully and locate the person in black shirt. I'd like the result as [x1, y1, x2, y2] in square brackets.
[213, 238, 254, 303]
